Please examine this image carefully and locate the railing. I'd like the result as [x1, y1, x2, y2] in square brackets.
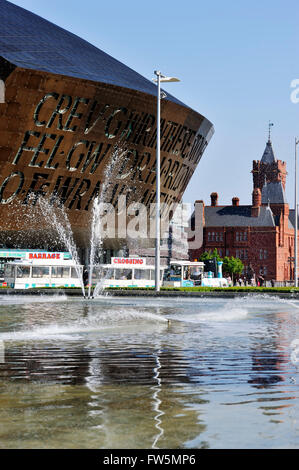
[270, 280, 297, 287]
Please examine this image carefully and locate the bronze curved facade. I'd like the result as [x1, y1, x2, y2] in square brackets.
[0, 0, 214, 250]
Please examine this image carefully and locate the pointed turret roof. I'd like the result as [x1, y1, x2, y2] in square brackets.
[261, 180, 287, 204]
[261, 140, 276, 164]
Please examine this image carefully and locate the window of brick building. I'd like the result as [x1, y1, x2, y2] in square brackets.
[236, 231, 247, 242]
[259, 266, 267, 276]
[259, 249, 268, 260]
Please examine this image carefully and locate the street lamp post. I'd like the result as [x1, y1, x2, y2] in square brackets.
[295, 138, 299, 287]
[153, 71, 180, 292]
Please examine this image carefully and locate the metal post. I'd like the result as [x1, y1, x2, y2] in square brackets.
[155, 71, 161, 292]
[295, 138, 299, 287]
[152, 70, 179, 292]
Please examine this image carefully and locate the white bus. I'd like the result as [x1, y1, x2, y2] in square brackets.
[163, 260, 229, 288]
[4, 251, 83, 289]
[92, 257, 164, 289]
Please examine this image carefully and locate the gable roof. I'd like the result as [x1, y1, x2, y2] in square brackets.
[204, 205, 276, 227]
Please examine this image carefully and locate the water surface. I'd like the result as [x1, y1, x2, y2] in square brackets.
[0, 294, 298, 449]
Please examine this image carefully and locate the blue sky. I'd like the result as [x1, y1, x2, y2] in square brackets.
[9, 0, 299, 207]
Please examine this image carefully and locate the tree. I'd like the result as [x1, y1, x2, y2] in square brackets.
[198, 248, 222, 262]
[222, 256, 244, 282]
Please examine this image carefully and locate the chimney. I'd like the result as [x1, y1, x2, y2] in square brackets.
[189, 200, 205, 239]
[232, 197, 239, 207]
[195, 199, 204, 209]
[195, 199, 205, 226]
[210, 192, 218, 207]
[251, 188, 261, 217]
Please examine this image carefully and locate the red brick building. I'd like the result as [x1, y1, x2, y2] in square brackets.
[190, 137, 297, 283]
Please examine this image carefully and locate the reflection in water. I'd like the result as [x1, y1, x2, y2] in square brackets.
[0, 295, 298, 448]
[249, 350, 286, 388]
[0, 340, 4, 364]
[152, 349, 164, 449]
[291, 339, 299, 368]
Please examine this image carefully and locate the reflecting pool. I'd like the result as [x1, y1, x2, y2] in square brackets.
[0, 294, 298, 449]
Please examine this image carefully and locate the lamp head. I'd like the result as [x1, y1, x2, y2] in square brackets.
[152, 71, 180, 83]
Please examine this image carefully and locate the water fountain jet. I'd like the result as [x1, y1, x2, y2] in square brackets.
[38, 196, 86, 297]
[86, 144, 127, 299]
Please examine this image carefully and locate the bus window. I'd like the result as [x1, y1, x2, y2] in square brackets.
[52, 267, 71, 278]
[134, 269, 150, 280]
[115, 269, 132, 280]
[103, 268, 115, 280]
[149, 269, 164, 281]
[94, 267, 114, 280]
[70, 267, 83, 279]
[16, 266, 30, 278]
[164, 265, 181, 280]
[32, 266, 50, 278]
[183, 266, 190, 280]
[190, 266, 202, 280]
[0, 261, 4, 280]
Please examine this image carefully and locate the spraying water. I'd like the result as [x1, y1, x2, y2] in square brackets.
[88, 195, 104, 299]
[87, 145, 126, 298]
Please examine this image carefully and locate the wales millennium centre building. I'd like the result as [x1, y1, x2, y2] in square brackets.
[0, 0, 214, 263]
